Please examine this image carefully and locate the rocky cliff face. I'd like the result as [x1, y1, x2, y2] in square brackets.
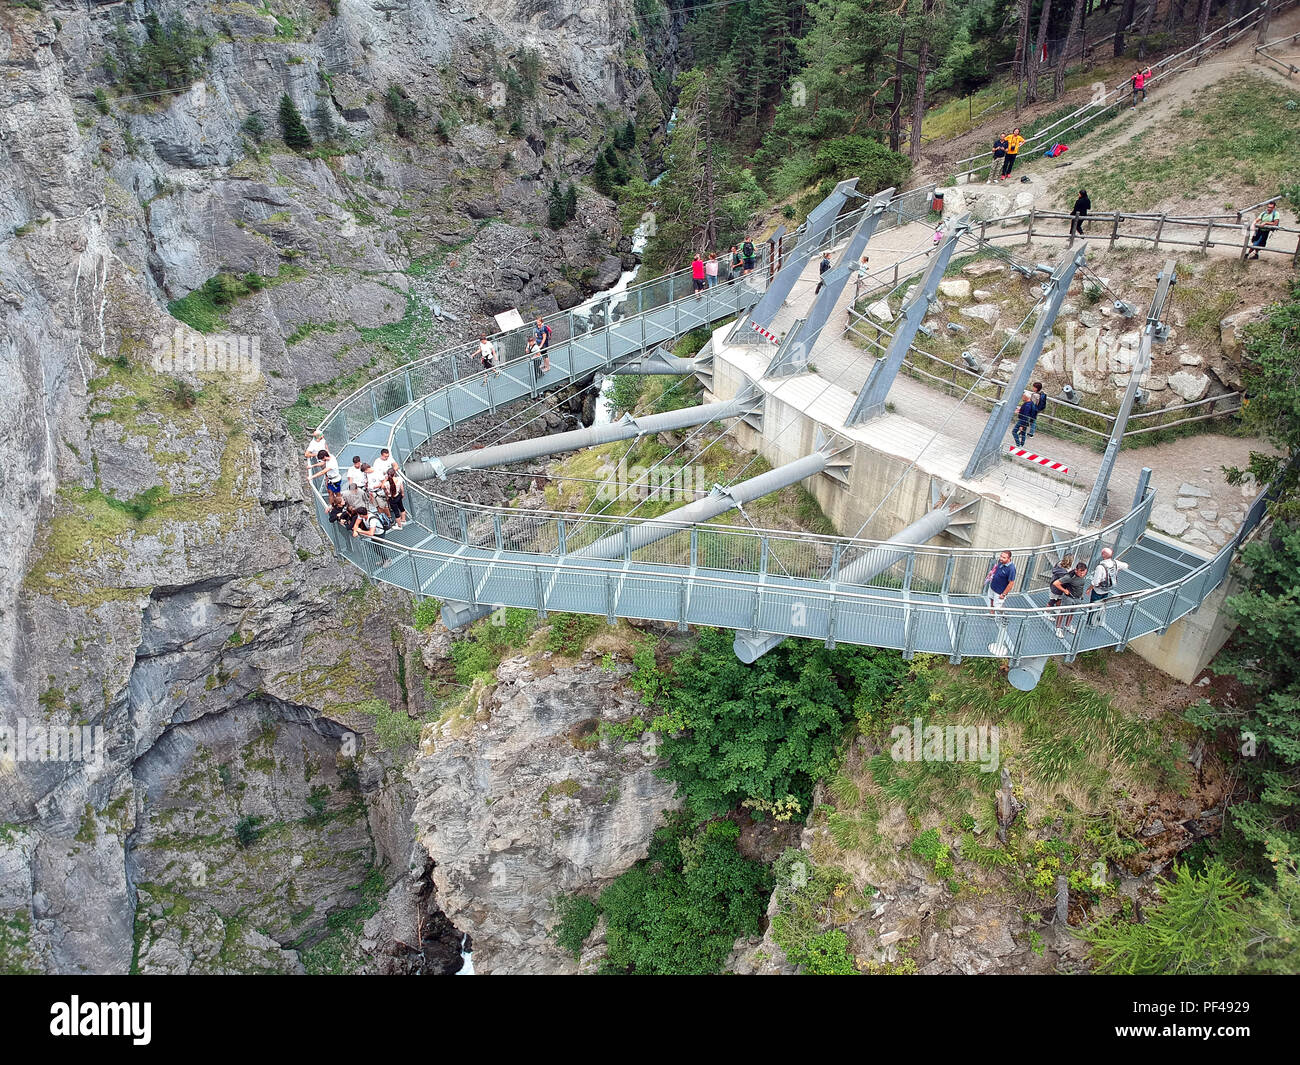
[410, 648, 680, 974]
[0, 0, 673, 973]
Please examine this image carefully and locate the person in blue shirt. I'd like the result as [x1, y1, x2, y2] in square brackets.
[986, 550, 1016, 621]
[1012, 391, 1036, 447]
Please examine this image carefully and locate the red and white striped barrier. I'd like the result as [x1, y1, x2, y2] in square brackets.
[1008, 445, 1070, 474]
[750, 321, 780, 344]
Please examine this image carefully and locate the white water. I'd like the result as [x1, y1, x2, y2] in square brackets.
[456, 933, 475, 975]
[586, 213, 654, 425]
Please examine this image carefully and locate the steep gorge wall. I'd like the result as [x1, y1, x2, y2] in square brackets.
[0, 0, 677, 973]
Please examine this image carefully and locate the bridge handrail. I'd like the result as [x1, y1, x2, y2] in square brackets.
[307, 463, 1273, 624]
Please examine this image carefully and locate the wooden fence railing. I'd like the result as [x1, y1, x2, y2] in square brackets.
[970, 209, 1300, 264]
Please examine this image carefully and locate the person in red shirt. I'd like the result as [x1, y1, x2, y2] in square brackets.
[691, 253, 706, 294]
[1131, 68, 1151, 106]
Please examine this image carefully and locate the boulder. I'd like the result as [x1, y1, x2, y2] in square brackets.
[1178, 351, 1204, 367]
[963, 260, 1006, 278]
[1167, 371, 1210, 402]
[1178, 483, 1212, 498]
[938, 279, 971, 300]
[1072, 362, 1101, 394]
[1219, 305, 1264, 357]
[1176, 496, 1199, 510]
[868, 299, 893, 323]
[1145, 374, 1167, 391]
[960, 303, 1000, 325]
[973, 288, 994, 301]
[1080, 309, 1102, 329]
[1151, 505, 1190, 536]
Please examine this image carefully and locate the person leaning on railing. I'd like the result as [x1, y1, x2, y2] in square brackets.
[1246, 200, 1281, 260]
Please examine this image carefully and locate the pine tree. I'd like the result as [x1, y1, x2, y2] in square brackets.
[241, 111, 266, 144]
[314, 102, 337, 142]
[563, 182, 578, 221]
[547, 179, 567, 228]
[1081, 862, 1252, 975]
[593, 151, 614, 195]
[279, 93, 313, 151]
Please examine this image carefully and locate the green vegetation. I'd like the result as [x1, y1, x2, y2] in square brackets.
[412, 598, 442, 631]
[545, 613, 605, 656]
[625, 628, 908, 818]
[1061, 76, 1300, 209]
[104, 14, 208, 99]
[1081, 860, 1298, 974]
[167, 265, 304, 333]
[550, 894, 601, 960]
[349, 698, 421, 751]
[448, 608, 535, 686]
[279, 93, 313, 152]
[768, 850, 866, 974]
[385, 84, 418, 139]
[595, 815, 771, 974]
[241, 111, 266, 144]
[300, 867, 389, 975]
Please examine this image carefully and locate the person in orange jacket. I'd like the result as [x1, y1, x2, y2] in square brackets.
[1000, 128, 1025, 179]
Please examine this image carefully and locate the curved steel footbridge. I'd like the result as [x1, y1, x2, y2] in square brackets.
[310, 183, 1275, 689]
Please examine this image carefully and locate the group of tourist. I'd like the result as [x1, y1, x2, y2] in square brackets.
[471, 314, 554, 384]
[690, 241, 758, 292]
[985, 546, 1129, 639]
[305, 432, 407, 544]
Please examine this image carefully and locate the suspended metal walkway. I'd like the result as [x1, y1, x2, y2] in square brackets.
[309, 189, 1274, 687]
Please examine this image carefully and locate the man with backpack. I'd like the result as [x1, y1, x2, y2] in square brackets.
[1028, 381, 1047, 437]
[1051, 561, 1090, 638]
[526, 315, 552, 374]
[729, 245, 743, 280]
[1087, 547, 1129, 627]
[742, 239, 756, 274]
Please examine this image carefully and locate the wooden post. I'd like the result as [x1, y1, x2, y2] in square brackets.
[1202, 219, 1213, 252]
[1109, 211, 1120, 250]
[1152, 214, 1166, 249]
[1026, 208, 1036, 246]
[1240, 224, 1253, 261]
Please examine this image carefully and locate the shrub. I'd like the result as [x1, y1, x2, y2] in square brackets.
[412, 599, 441, 631]
[234, 815, 265, 849]
[598, 816, 771, 974]
[545, 613, 603, 656]
[644, 629, 908, 817]
[386, 84, 418, 139]
[551, 894, 600, 959]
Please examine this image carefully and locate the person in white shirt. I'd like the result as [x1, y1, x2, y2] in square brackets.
[1087, 547, 1129, 627]
[476, 334, 501, 381]
[363, 463, 385, 500]
[308, 449, 343, 502]
[346, 456, 368, 494]
[304, 429, 328, 470]
[372, 448, 394, 478]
